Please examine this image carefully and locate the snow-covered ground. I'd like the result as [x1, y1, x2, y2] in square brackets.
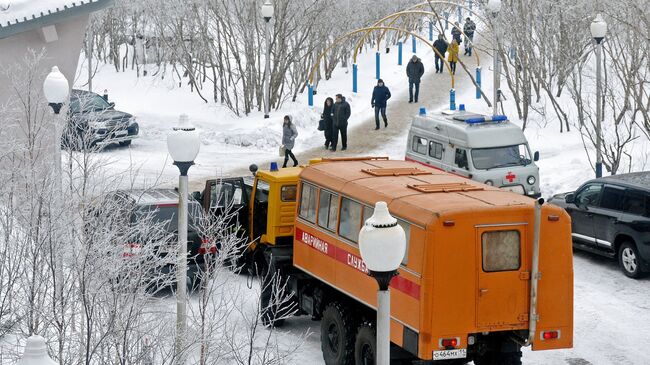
[69, 30, 650, 365]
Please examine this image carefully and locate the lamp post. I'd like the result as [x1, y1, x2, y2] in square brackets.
[590, 13, 607, 178]
[261, 0, 274, 119]
[487, 0, 501, 116]
[17, 335, 57, 365]
[167, 114, 201, 364]
[43, 66, 69, 323]
[358, 202, 406, 365]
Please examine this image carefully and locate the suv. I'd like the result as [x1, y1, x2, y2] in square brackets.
[549, 172, 650, 278]
[103, 189, 213, 289]
[64, 89, 139, 150]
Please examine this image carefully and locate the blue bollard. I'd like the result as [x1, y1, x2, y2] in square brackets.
[308, 84, 313, 106]
[376, 52, 380, 79]
[419, 107, 427, 115]
[429, 22, 433, 41]
[476, 67, 481, 99]
[352, 64, 358, 93]
[444, 12, 449, 30]
[412, 35, 417, 53]
[468, 0, 473, 10]
[398, 42, 403, 65]
[450, 89, 456, 110]
[457, 6, 462, 23]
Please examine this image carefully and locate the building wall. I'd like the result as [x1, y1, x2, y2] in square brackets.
[0, 14, 89, 104]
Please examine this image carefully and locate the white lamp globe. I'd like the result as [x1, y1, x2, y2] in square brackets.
[487, 0, 502, 14]
[17, 335, 57, 365]
[167, 114, 200, 163]
[358, 201, 406, 273]
[590, 14, 607, 40]
[43, 66, 69, 104]
[261, 0, 273, 19]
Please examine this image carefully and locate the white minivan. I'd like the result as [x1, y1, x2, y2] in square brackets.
[405, 109, 541, 197]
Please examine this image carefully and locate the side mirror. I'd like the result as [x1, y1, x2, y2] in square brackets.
[249, 164, 258, 176]
[564, 193, 574, 204]
[108, 102, 115, 109]
[534, 151, 540, 162]
[191, 191, 202, 202]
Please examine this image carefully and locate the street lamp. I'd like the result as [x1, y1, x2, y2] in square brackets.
[261, 0, 274, 119]
[487, 0, 501, 116]
[43, 66, 69, 115]
[590, 13, 607, 178]
[17, 335, 57, 365]
[358, 201, 406, 365]
[167, 114, 201, 364]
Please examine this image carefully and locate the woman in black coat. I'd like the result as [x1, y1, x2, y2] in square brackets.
[321, 97, 334, 149]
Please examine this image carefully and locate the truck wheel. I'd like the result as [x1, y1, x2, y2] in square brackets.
[354, 322, 375, 365]
[321, 302, 355, 365]
[618, 241, 644, 278]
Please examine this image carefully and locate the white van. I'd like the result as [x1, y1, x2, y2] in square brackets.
[405, 109, 541, 197]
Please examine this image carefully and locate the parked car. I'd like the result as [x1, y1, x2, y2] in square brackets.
[101, 189, 214, 290]
[63, 89, 139, 150]
[549, 172, 650, 278]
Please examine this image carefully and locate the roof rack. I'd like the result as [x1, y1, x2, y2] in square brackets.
[407, 182, 484, 193]
[362, 167, 432, 177]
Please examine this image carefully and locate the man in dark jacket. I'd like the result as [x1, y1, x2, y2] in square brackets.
[463, 17, 476, 56]
[371, 79, 391, 129]
[406, 55, 425, 103]
[331, 93, 351, 151]
[451, 22, 463, 45]
[433, 34, 448, 73]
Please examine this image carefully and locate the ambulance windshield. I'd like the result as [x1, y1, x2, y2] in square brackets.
[471, 144, 532, 170]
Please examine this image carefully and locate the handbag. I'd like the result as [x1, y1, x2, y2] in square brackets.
[317, 119, 326, 131]
[278, 145, 286, 157]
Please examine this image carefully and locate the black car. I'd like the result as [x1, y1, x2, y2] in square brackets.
[549, 172, 650, 278]
[102, 189, 214, 289]
[64, 89, 139, 149]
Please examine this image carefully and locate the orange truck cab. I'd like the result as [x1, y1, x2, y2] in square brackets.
[200, 158, 574, 364]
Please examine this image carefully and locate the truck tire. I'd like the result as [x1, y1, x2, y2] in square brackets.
[354, 322, 375, 365]
[618, 241, 645, 278]
[321, 302, 355, 365]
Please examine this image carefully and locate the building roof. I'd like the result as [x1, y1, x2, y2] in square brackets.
[0, 0, 113, 39]
[300, 159, 539, 227]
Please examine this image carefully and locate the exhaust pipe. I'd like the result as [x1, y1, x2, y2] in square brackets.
[527, 197, 544, 345]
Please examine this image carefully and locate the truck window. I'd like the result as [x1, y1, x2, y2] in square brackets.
[412, 136, 428, 155]
[599, 186, 625, 211]
[210, 181, 242, 208]
[482, 230, 520, 272]
[470, 144, 532, 170]
[429, 141, 443, 159]
[339, 197, 362, 242]
[455, 148, 468, 169]
[318, 190, 339, 232]
[255, 180, 270, 203]
[299, 183, 317, 223]
[281, 185, 297, 202]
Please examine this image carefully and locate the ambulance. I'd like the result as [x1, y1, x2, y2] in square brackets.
[405, 109, 541, 197]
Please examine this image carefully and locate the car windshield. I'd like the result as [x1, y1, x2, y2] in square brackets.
[471, 144, 532, 170]
[70, 94, 111, 113]
[135, 202, 204, 232]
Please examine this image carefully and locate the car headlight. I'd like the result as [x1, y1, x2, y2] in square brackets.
[527, 175, 536, 185]
[484, 180, 494, 186]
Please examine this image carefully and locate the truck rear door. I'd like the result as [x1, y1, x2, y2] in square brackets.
[476, 225, 529, 328]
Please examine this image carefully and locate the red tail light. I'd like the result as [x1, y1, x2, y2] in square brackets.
[198, 247, 207, 255]
[209, 246, 217, 253]
[123, 243, 142, 257]
[199, 238, 215, 255]
[541, 330, 560, 340]
[441, 338, 458, 348]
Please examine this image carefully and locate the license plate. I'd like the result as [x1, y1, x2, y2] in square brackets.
[432, 348, 467, 361]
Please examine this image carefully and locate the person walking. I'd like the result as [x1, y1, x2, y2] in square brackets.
[321, 97, 334, 149]
[331, 93, 351, 151]
[281, 115, 298, 167]
[448, 39, 459, 75]
[451, 22, 463, 46]
[463, 17, 476, 56]
[406, 55, 424, 103]
[371, 79, 391, 129]
[433, 34, 448, 73]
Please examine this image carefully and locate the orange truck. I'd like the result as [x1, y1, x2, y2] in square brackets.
[196, 157, 574, 364]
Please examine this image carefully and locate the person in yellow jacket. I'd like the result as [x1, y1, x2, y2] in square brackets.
[448, 39, 459, 75]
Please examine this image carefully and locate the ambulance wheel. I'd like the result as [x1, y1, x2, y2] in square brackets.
[321, 301, 355, 365]
[354, 322, 376, 365]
